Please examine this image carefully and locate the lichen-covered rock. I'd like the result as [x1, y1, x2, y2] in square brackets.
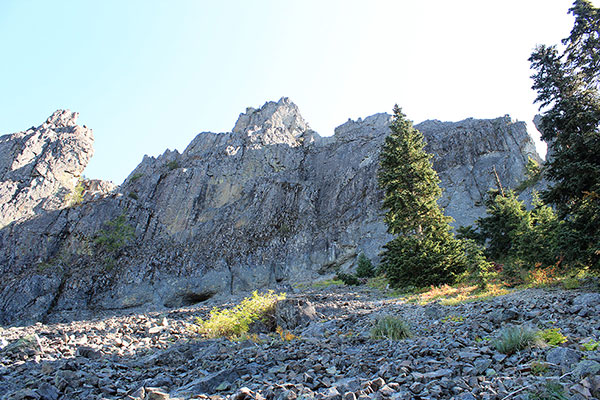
[0, 98, 541, 325]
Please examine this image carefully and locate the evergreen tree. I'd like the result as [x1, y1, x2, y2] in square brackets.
[356, 253, 376, 278]
[378, 106, 467, 287]
[529, 0, 600, 270]
[476, 190, 562, 270]
[477, 190, 529, 261]
[515, 195, 563, 269]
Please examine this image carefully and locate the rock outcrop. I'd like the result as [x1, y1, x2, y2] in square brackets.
[0, 98, 541, 325]
[0, 110, 94, 228]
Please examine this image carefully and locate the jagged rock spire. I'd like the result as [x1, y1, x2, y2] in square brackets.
[232, 97, 310, 147]
[0, 110, 94, 228]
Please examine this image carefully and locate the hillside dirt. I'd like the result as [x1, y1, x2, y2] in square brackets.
[1, 285, 600, 400]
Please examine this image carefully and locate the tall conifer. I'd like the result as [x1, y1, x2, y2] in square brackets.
[378, 107, 467, 287]
[529, 0, 600, 269]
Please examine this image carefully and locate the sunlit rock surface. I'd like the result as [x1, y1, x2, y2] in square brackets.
[0, 98, 541, 325]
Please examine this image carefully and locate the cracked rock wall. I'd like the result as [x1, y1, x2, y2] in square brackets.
[0, 98, 541, 325]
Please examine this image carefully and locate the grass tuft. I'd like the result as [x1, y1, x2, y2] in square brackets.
[530, 360, 550, 376]
[527, 381, 568, 400]
[493, 325, 544, 354]
[371, 315, 411, 340]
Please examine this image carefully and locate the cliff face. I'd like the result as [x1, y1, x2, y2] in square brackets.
[0, 98, 541, 325]
[0, 110, 94, 228]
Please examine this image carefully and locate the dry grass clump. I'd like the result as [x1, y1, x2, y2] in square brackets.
[401, 283, 510, 305]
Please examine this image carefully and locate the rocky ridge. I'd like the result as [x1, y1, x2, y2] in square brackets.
[0, 98, 541, 325]
[1, 286, 599, 400]
[0, 110, 96, 229]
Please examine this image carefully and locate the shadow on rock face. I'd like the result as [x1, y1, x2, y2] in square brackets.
[163, 291, 215, 308]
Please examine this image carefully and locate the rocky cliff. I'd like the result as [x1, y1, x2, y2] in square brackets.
[0, 98, 541, 325]
[0, 110, 95, 228]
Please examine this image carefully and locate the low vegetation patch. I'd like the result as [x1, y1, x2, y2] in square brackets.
[527, 381, 568, 400]
[195, 290, 285, 339]
[581, 339, 599, 351]
[312, 279, 344, 288]
[401, 282, 510, 305]
[370, 316, 411, 340]
[561, 276, 581, 290]
[441, 314, 465, 323]
[166, 160, 180, 170]
[526, 265, 561, 287]
[129, 173, 144, 183]
[276, 326, 297, 341]
[94, 214, 135, 254]
[538, 328, 567, 346]
[530, 360, 550, 376]
[366, 275, 389, 291]
[493, 325, 544, 354]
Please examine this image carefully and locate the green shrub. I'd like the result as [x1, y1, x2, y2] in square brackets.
[195, 290, 285, 339]
[460, 238, 493, 287]
[475, 190, 563, 277]
[94, 214, 135, 254]
[166, 160, 180, 170]
[129, 173, 144, 183]
[539, 328, 567, 346]
[371, 316, 411, 340]
[493, 325, 543, 354]
[356, 254, 376, 278]
[335, 272, 360, 286]
[381, 232, 468, 288]
[66, 179, 85, 206]
[477, 190, 529, 262]
[562, 276, 581, 290]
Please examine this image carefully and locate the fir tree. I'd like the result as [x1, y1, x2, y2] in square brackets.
[356, 253, 376, 278]
[477, 190, 529, 262]
[378, 106, 467, 287]
[476, 190, 562, 269]
[529, 0, 600, 270]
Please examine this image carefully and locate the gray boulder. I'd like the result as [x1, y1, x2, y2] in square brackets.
[546, 347, 581, 368]
[275, 298, 317, 330]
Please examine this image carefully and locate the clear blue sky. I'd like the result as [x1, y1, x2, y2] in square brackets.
[0, 1, 587, 184]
